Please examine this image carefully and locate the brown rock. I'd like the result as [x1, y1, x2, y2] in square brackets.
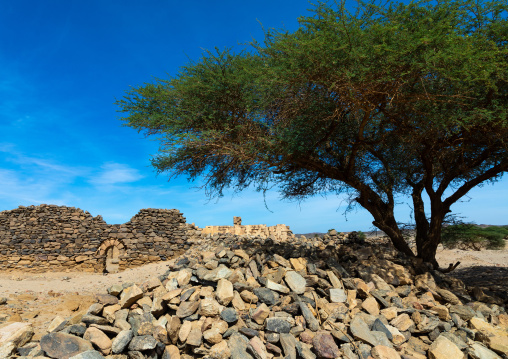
[176, 300, 200, 318]
[372, 345, 401, 359]
[428, 335, 464, 359]
[83, 327, 112, 355]
[119, 285, 143, 308]
[312, 331, 340, 358]
[252, 303, 270, 325]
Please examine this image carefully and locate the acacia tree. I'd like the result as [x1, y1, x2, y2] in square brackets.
[117, 0, 507, 268]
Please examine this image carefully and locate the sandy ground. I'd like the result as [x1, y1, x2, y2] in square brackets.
[0, 245, 506, 341]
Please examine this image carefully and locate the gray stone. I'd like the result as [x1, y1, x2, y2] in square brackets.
[296, 341, 316, 359]
[68, 350, 105, 359]
[81, 315, 109, 326]
[253, 288, 278, 306]
[111, 330, 133, 354]
[468, 343, 502, 359]
[450, 305, 476, 321]
[266, 318, 291, 334]
[220, 308, 238, 323]
[372, 319, 392, 340]
[176, 301, 200, 318]
[40, 332, 94, 359]
[127, 335, 157, 351]
[279, 333, 297, 359]
[285, 271, 306, 294]
[329, 288, 347, 303]
[350, 316, 378, 347]
[298, 300, 320, 332]
[229, 333, 254, 359]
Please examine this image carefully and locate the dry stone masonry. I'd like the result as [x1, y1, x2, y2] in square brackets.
[3, 235, 507, 358]
[201, 217, 294, 242]
[0, 205, 196, 273]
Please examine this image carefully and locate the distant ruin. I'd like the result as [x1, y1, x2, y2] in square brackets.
[201, 216, 295, 241]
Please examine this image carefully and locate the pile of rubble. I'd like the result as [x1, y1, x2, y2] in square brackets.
[1, 236, 507, 359]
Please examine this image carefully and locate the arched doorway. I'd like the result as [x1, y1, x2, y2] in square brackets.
[105, 246, 120, 273]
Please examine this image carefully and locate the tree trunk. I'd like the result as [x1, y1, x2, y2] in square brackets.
[372, 216, 415, 258]
[415, 205, 447, 268]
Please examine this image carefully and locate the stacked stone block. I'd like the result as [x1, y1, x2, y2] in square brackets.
[0, 205, 195, 273]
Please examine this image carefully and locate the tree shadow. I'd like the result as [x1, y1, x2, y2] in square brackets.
[449, 265, 508, 302]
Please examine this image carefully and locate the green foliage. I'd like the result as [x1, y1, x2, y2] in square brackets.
[442, 224, 508, 250]
[117, 0, 508, 262]
[357, 231, 367, 241]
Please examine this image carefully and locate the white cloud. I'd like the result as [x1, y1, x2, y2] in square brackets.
[89, 162, 144, 186]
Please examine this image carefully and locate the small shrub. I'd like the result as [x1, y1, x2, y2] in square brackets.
[357, 231, 366, 241]
[442, 224, 507, 250]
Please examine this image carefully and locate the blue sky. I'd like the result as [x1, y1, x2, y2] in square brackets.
[1, 1, 507, 233]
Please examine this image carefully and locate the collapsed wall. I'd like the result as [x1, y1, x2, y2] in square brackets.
[0, 205, 195, 273]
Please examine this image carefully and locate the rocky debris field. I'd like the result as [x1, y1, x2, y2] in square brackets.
[0, 234, 507, 359]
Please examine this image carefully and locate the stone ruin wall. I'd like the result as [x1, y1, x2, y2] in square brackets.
[200, 216, 295, 241]
[0, 205, 198, 273]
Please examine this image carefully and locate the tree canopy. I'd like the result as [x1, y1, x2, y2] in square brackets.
[117, 0, 508, 267]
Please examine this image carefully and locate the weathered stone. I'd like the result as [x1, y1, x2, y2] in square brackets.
[253, 288, 277, 306]
[127, 335, 157, 351]
[82, 314, 109, 326]
[204, 328, 223, 345]
[167, 316, 181, 344]
[285, 271, 306, 294]
[350, 316, 378, 347]
[362, 296, 380, 316]
[220, 308, 238, 323]
[48, 315, 68, 332]
[209, 340, 232, 359]
[468, 343, 502, 359]
[266, 279, 290, 294]
[298, 300, 320, 332]
[279, 333, 297, 359]
[371, 345, 401, 359]
[68, 350, 105, 359]
[179, 321, 192, 343]
[390, 313, 414, 332]
[450, 305, 476, 321]
[232, 291, 246, 311]
[186, 327, 203, 346]
[83, 327, 112, 355]
[111, 330, 133, 354]
[216, 279, 234, 306]
[40, 332, 94, 359]
[0, 322, 34, 358]
[199, 298, 221, 316]
[312, 331, 340, 358]
[248, 336, 267, 359]
[329, 288, 347, 303]
[163, 345, 180, 359]
[428, 335, 464, 359]
[229, 333, 254, 359]
[296, 341, 316, 359]
[176, 300, 200, 318]
[240, 290, 259, 303]
[266, 318, 291, 333]
[119, 285, 143, 309]
[251, 303, 270, 325]
[470, 317, 508, 355]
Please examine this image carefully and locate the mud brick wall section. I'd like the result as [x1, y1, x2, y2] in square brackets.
[0, 204, 197, 272]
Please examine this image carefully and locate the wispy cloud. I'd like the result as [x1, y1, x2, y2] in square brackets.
[90, 162, 144, 185]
